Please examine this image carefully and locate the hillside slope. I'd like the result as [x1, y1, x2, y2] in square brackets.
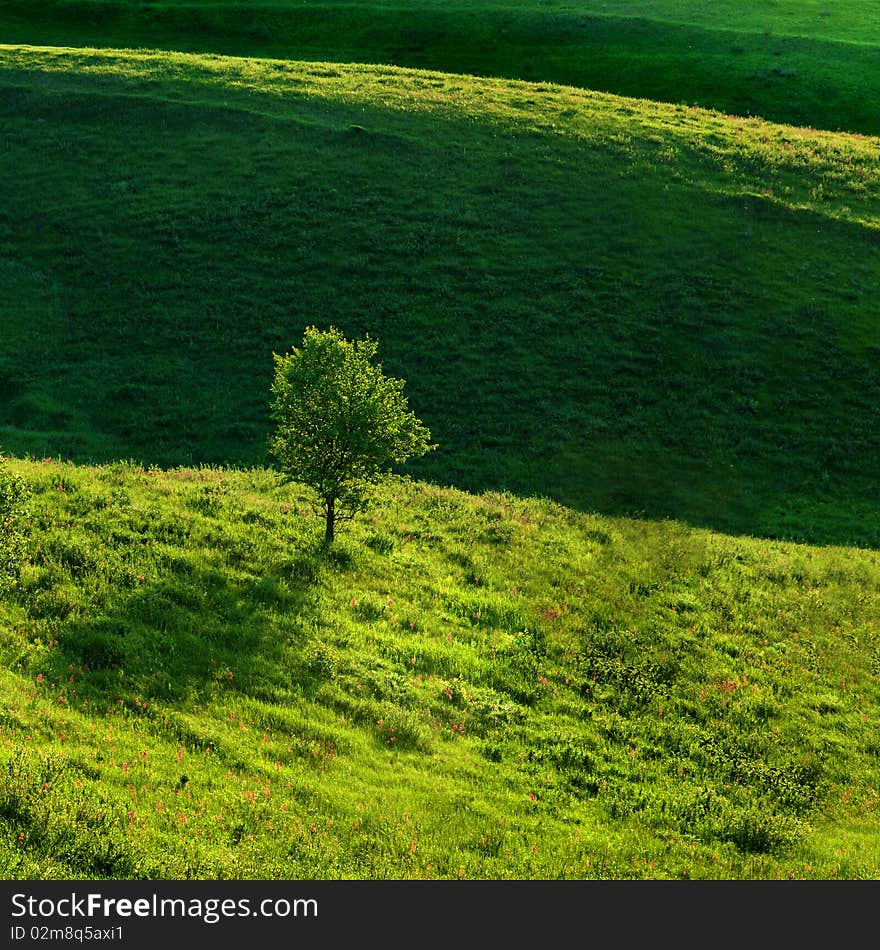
[2, 46, 879, 547]
[1, 458, 879, 879]
[1, 1, 879, 135]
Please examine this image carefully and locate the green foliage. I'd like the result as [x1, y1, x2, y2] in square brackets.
[269, 327, 434, 542]
[0, 461, 29, 592]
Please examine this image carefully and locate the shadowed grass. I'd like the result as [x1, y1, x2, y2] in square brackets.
[1, 46, 879, 547]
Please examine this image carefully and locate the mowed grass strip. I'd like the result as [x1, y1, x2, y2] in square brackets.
[2, 1, 880, 135]
[2, 45, 879, 547]
[0, 457, 878, 879]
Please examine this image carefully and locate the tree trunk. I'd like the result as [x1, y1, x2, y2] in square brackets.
[324, 496, 335, 545]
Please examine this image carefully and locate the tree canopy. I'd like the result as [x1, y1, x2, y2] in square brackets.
[269, 326, 434, 543]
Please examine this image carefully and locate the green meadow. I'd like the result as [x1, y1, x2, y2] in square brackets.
[1, 1, 879, 880]
[1, 458, 879, 879]
[2, 45, 879, 547]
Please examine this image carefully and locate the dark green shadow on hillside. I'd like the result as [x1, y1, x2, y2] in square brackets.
[1, 65, 878, 550]
[35, 550, 327, 709]
[1, 1, 879, 135]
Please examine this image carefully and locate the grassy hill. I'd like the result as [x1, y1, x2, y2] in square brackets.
[1, 457, 878, 879]
[2, 44, 879, 548]
[2, 1, 880, 135]
[2, 3, 879, 885]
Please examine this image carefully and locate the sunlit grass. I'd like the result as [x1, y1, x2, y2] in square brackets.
[2, 0, 880, 134]
[0, 458, 878, 879]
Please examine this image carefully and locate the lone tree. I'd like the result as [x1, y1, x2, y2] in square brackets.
[269, 326, 434, 544]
